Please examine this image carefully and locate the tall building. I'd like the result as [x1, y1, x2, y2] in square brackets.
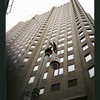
[6, 0, 94, 100]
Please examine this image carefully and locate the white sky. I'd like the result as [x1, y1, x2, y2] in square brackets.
[6, 0, 94, 32]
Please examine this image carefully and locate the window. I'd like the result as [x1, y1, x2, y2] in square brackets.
[46, 62, 50, 67]
[40, 50, 44, 54]
[53, 30, 57, 33]
[88, 66, 94, 78]
[44, 40, 48, 43]
[60, 26, 65, 30]
[13, 60, 17, 63]
[31, 45, 35, 48]
[58, 43, 64, 48]
[80, 37, 86, 43]
[52, 34, 56, 37]
[79, 31, 84, 36]
[37, 57, 41, 62]
[82, 17, 86, 20]
[36, 36, 40, 39]
[85, 25, 90, 28]
[60, 58, 64, 63]
[68, 47, 73, 51]
[46, 36, 49, 39]
[92, 42, 94, 46]
[23, 58, 29, 62]
[76, 19, 79, 23]
[59, 34, 65, 37]
[61, 43, 64, 47]
[59, 38, 65, 42]
[78, 26, 82, 31]
[22, 49, 25, 51]
[77, 22, 80, 27]
[42, 45, 46, 48]
[68, 40, 72, 44]
[83, 21, 88, 24]
[82, 44, 88, 51]
[54, 68, 63, 76]
[86, 29, 92, 32]
[68, 54, 74, 60]
[89, 35, 94, 38]
[68, 79, 78, 87]
[18, 54, 21, 57]
[68, 64, 75, 72]
[25, 44, 28, 47]
[28, 76, 35, 84]
[85, 53, 92, 62]
[67, 30, 71, 34]
[33, 66, 39, 71]
[34, 40, 38, 43]
[43, 72, 48, 79]
[61, 50, 64, 54]
[57, 50, 60, 55]
[51, 83, 60, 92]
[27, 51, 32, 54]
[57, 49, 64, 55]
[67, 24, 71, 27]
[28, 40, 31, 43]
[39, 88, 44, 95]
[54, 69, 59, 76]
[60, 30, 65, 33]
[59, 68, 63, 75]
[15, 51, 19, 54]
[50, 37, 55, 41]
[67, 35, 72, 39]
[67, 22, 70, 24]
[67, 27, 71, 30]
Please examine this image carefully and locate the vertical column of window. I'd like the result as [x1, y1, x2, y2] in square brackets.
[67, 22, 74, 61]
[28, 12, 52, 89]
[57, 6, 66, 59]
[58, 16, 65, 56]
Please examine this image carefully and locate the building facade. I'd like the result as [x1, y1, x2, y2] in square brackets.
[6, 0, 94, 100]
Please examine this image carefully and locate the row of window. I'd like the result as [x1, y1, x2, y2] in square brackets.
[23, 49, 93, 64]
[29, 64, 94, 85]
[33, 66, 94, 95]
[29, 79, 77, 95]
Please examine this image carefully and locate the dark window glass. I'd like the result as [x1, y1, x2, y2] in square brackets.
[51, 83, 60, 92]
[68, 79, 77, 87]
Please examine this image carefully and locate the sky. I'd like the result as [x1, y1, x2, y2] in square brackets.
[6, 0, 94, 32]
